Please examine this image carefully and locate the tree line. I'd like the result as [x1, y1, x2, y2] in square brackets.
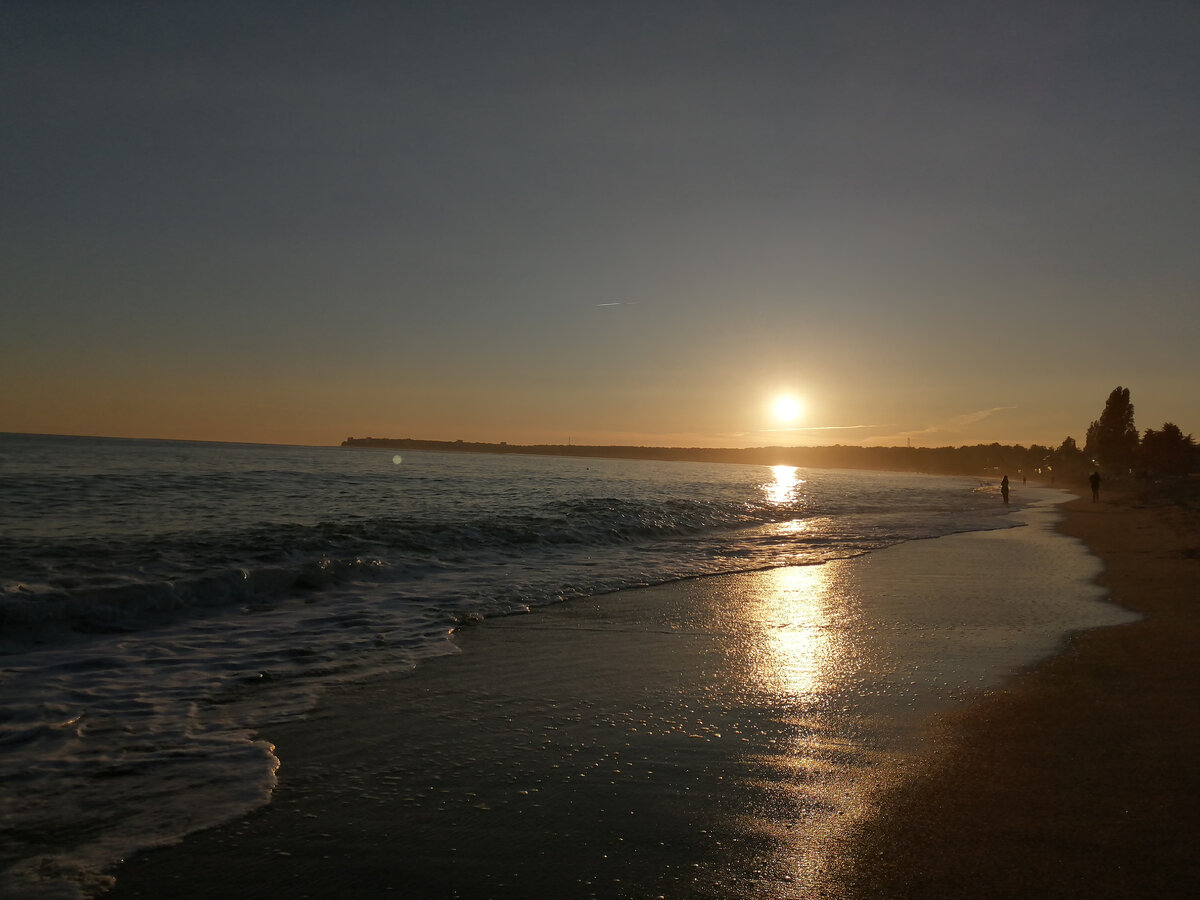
[343, 386, 1196, 480]
[1073, 385, 1197, 478]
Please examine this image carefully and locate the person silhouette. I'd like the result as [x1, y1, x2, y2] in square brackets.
[1089, 470, 1101, 502]
[1000, 474, 1010, 505]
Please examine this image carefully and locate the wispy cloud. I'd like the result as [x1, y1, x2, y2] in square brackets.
[949, 406, 1016, 426]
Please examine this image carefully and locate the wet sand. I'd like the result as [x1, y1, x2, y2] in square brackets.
[832, 486, 1200, 898]
[107, 567, 907, 900]
[107, 487, 1198, 899]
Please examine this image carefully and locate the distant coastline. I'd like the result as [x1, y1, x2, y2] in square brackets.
[341, 436, 1064, 479]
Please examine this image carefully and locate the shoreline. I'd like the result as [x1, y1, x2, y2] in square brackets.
[99, 488, 1167, 899]
[832, 486, 1200, 897]
[98, 485, 1200, 898]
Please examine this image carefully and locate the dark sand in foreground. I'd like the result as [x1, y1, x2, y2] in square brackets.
[109, 487, 1200, 899]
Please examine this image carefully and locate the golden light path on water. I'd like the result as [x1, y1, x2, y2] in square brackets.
[754, 466, 847, 700]
[729, 472, 1137, 896]
[738, 463, 877, 894]
[756, 565, 841, 697]
[732, 553, 876, 896]
[764, 464, 804, 506]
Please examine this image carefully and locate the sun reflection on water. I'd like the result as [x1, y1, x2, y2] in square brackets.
[742, 562, 868, 894]
[751, 564, 852, 699]
[764, 465, 805, 506]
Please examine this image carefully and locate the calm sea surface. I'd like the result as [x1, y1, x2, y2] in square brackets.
[0, 433, 1051, 897]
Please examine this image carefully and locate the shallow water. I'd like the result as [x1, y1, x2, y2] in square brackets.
[0, 434, 1115, 898]
[100, 495, 1136, 900]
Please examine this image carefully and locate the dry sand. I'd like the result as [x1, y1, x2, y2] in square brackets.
[108, 485, 1200, 899]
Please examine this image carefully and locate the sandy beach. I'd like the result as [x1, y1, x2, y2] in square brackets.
[832, 485, 1200, 898]
[107, 486, 1199, 899]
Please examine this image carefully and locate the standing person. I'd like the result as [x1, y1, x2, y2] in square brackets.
[1000, 474, 1010, 505]
[1089, 470, 1101, 502]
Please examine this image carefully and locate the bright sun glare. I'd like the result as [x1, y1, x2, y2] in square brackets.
[773, 394, 804, 424]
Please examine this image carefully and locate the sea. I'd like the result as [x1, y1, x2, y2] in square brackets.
[0, 432, 1114, 898]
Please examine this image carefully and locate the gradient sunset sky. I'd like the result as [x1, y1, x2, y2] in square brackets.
[3, 1, 1197, 449]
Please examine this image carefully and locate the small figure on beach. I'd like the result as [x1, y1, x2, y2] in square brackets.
[1089, 470, 1101, 502]
[1000, 475, 1010, 505]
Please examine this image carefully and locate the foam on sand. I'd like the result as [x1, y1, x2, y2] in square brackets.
[108, 492, 1133, 899]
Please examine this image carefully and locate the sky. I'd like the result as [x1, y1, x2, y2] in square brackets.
[3, 1, 1198, 449]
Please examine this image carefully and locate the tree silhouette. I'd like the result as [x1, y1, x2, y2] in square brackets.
[1052, 435, 1085, 479]
[1085, 386, 1138, 472]
[1141, 423, 1196, 476]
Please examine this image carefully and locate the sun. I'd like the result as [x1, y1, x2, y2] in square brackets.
[773, 394, 804, 424]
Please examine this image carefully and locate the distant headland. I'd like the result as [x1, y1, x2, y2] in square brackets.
[344, 387, 1199, 481]
[341, 436, 1070, 479]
